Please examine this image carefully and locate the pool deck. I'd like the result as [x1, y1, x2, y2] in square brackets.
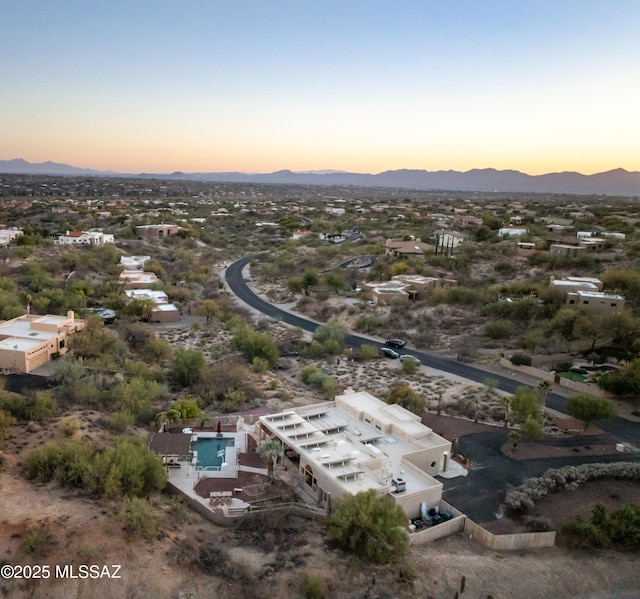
[165, 427, 277, 509]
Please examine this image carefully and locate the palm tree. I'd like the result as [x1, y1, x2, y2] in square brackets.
[538, 380, 552, 412]
[257, 439, 283, 481]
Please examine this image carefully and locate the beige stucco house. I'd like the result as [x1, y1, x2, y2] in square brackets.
[364, 274, 457, 304]
[136, 224, 179, 239]
[384, 238, 435, 258]
[0, 312, 85, 373]
[258, 389, 452, 519]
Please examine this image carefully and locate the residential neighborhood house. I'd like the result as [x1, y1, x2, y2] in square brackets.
[0, 311, 85, 373]
[258, 389, 452, 519]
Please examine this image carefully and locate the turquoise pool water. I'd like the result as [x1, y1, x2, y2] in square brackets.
[192, 437, 235, 469]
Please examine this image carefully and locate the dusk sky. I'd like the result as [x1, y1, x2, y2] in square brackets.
[2, 1, 639, 175]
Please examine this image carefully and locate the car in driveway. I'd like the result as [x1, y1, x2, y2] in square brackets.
[400, 354, 420, 364]
[384, 338, 406, 348]
[380, 347, 400, 359]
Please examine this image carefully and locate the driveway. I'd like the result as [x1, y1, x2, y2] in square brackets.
[424, 413, 640, 523]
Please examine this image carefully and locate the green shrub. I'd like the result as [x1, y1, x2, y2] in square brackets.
[359, 344, 379, 360]
[59, 416, 79, 437]
[104, 411, 135, 433]
[118, 497, 159, 540]
[22, 525, 55, 557]
[326, 490, 408, 564]
[402, 358, 418, 375]
[300, 364, 336, 397]
[300, 573, 326, 599]
[28, 391, 59, 422]
[0, 391, 29, 420]
[253, 356, 270, 373]
[0, 408, 16, 447]
[23, 436, 166, 499]
[484, 321, 513, 340]
[525, 516, 553, 532]
[494, 261, 516, 274]
[510, 353, 532, 366]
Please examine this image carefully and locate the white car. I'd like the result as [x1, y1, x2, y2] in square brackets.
[380, 347, 400, 359]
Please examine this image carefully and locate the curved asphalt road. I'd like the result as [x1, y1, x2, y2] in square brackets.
[225, 255, 640, 447]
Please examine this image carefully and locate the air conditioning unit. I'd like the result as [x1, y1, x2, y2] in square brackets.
[391, 477, 406, 493]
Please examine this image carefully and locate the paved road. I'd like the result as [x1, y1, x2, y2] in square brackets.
[225, 255, 640, 447]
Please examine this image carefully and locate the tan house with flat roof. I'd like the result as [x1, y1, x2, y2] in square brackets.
[136, 224, 179, 239]
[119, 270, 159, 289]
[258, 389, 452, 519]
[384, 238, 435, 258]
[364, 274, 457, 304]
[0, 311, 85, 373]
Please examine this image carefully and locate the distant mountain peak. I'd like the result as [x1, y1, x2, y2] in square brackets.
[0, 158, 638, 196]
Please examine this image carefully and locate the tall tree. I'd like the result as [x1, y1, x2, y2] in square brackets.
[386, 383, 424, 415]
[326, 490, 408, 564]
[196, 299, 222, 325]
[567, 394, 616, 431]
[171, 348, 206, 387]
[509, 386, 542, 426]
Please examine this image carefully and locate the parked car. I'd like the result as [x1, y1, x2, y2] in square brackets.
[379, 347, 400, 359]
[385, 338, 406, 348]
[400, 354, 420, 364]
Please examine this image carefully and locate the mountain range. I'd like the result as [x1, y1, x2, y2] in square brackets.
[2, 158, 640, 197]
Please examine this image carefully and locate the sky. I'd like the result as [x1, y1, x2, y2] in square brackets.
[1, 1, 639, 175]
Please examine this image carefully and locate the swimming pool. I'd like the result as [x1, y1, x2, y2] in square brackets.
[192, 437, 235, 469]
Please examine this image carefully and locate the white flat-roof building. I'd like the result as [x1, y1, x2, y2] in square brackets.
[498, 226, 528, 237]
[258, 389, 452, 519]
[55, 230, 114, 245]
[0, 228, 23, 246]
[120, 255, 151, 270]
[119, 270, 159, 289]
[123, 289, 179, 323]
[567, 290, 625, 314]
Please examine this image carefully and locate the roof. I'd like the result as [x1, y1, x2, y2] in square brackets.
[148, 432, 192, 456]
[260, 391, 450, 501]
[577, 291, 624, 300]
[0, 319, 59, 340]
[0, 337, 44, 351]
[153, 303, 179, 312]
